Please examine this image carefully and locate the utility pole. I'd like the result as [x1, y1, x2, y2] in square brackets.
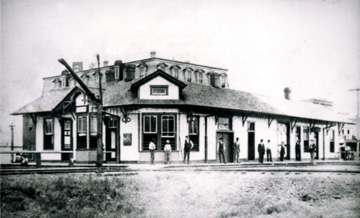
[9, 123, 15, 162]
[348, 88, 360, 156]
[96, 54, 103, 167]
[59, 56, 104, 168]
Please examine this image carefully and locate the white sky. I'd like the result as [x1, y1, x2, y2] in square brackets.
[1, 0, 359, 145]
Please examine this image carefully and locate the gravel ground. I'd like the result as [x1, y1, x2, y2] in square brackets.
[1, 171, 360, 218]
[130, 171, 360, 218]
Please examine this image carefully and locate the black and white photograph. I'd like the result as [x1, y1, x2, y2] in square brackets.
[1, 0, 359, 217]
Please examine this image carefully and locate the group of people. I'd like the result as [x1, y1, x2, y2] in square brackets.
[148, 135, 194, 165]
[149, 136, 317, 165]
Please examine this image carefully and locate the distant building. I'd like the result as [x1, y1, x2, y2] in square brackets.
[12, 52, 352, 163]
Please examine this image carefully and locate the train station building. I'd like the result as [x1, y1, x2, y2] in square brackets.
[13, 52, 352, 163]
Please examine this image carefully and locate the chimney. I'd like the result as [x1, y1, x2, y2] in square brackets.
[103, 60, 109, 67]
[284, 87, 291, 100]
[150, 51, 156, 58]
[72, 62, 83, 72]
[124, 64, 136, 82]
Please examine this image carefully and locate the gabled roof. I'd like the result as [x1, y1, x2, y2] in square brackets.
[12, 87, 79, 115]
[12, 86, 97, 115]
[130, 70, 187, 92]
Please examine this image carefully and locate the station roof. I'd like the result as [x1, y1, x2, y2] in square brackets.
[13, 71, 352, 124]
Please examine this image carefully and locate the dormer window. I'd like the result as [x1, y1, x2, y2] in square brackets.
[199, 72, 203, 84]
[195, 69, 204, 84]
[187, 71, 192, 82]
[137, 62, 148, 78]
[220, 74, 227, 88]
[170, 65, 181, 79]
[53, 78, 62, 88]
[93, 71, 103, 83]
[157, 63, 168, 71]
[183, 67, 194, 82]
[81, 74, 89, 84]
[150, 85, 168, 96]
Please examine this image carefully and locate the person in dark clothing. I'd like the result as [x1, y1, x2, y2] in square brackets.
[217, 137, 226, 164]
[183, 136, 194, 164]
[295, 139, 301, 161]
[258, 139, 265, 163]
[279, 142, 286, 161]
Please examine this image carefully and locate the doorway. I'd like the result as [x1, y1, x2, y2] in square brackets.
[61, 119, 72, 161]
[277, 122, 290, 160]
[314, 131, 319, 160]
[247, 122, 255, 161]
[216, 132, 234, 163]
[106, 117, 119, 162]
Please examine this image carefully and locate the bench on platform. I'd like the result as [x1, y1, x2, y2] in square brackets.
[0, 151, 113, 168]
[0, 151, 74, 168]
[337, 151, 359, 161]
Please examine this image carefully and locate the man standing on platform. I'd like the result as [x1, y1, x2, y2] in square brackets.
[233, 137, 240, 163]
[266, 140, 272, 162]
[258, 139, 265, 163]
[295, 139, 301, 161]
[183, 136, 194, 164]
[217, 137, 226, 164]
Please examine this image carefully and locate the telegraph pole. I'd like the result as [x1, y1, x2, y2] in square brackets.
[9, 123, 15, 162]
[348, 88, 360, 155]
[96, 54, 103, 167]
[59, 56, 104, 168]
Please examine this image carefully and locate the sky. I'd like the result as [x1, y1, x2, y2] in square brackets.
[1, 0, 359, 145]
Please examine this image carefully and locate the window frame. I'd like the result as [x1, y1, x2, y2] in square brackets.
[218, 117, 232, 130]
[43, 118, 54, 150]
[142, 113, 177, 151]
[150, 85, 169, 96]
[115, 67, 120, 80]
[303, 126, 310, 152]
[189, 116, 200, 151]
[89, 114, 98, 149]
[77, 115, 87, 150]
[330, 129, 335, 153]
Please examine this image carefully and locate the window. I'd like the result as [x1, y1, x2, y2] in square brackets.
[187, 70, 192, 82]
[89, 115, 97, 149]
[142, 114, 177, 151]
[221, 75, 226, 88]
[173, 68, 179, 79]
[108, 117, 117, 128]
[303, 127, 310, 152]
[77, 115, 87, 149]
[139, 66, 145, 78]
[150, 85, 168, 96]
[330, 130, 335, 153]
[115, 67, 120, 80]
[63, 120, 72, 150]
[199, 72, 203, 84]
[189, 116, 199, 151]
[218, 117, 232, 130]
[248, 122, 255, 131]
[44, 118, 54, 150]
[194, 71, 198, 83]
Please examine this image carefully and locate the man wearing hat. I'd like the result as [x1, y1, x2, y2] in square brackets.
[164, 140, 172, 164]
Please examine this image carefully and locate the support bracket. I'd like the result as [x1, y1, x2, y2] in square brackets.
[242, 114, 248, 127]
